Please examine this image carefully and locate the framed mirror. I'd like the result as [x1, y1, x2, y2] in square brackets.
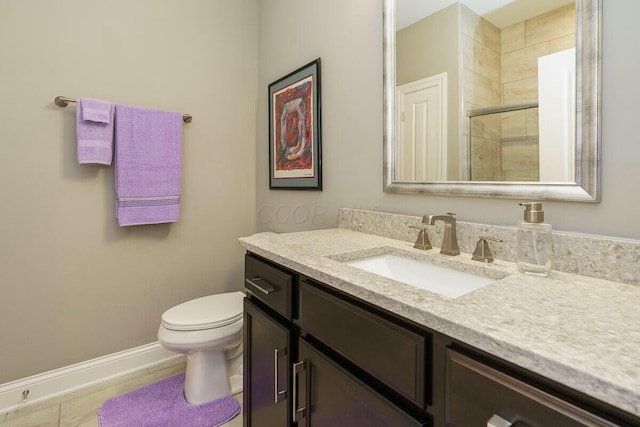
[383, 0, 601, 201]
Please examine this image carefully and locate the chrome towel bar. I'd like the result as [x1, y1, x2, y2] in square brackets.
[54, 96, 192, 123]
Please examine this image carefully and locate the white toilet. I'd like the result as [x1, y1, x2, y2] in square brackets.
[157, 291, 244, 405]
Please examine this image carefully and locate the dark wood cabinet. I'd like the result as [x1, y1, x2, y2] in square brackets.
[243, 251, 638, 427]
[445, 349, 617, 427]
[243, 254, 424, 427]
[243, 298, 293, 427]
[298, 280, 428, 407]
[293, 338, 424, 427]
[245, 254, 294, 320]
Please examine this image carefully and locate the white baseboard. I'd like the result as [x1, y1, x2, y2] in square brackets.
[0, 342, 181, 414]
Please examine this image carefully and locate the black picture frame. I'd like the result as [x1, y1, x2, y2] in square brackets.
[268, 58, 322, 190]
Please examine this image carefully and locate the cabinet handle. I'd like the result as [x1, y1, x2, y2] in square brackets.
[245, 277, 276, 295]
[487, 414, 513, 427]
[273, 348, 287, 403]
[292, 361, 306, 422]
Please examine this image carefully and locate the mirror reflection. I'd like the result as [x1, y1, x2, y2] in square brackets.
[395, 0, 576, 183]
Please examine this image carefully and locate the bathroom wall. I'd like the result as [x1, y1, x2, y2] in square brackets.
[0, 0, 258, 384]
[396, 3, 460, 177]
[461, 5, 503, 181]
[396, 4, 459, 87]
[257, 0, 640, 241]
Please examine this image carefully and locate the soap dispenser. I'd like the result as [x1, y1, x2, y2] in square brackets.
[517, 202, 552, 276]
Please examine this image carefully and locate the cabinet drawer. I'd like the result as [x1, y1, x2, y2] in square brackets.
[298, 280, 427, 406]
[245, 254, 293, 320]
[446, 349, 617, 427]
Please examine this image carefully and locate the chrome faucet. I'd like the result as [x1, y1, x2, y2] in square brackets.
[423, 213, 460, 256]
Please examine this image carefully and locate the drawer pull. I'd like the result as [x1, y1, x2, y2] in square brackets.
[245, 277, 276, 295]
[487, 414, 512, 427]
[273, 348, 287, 403]
[292, 361, 306, 422]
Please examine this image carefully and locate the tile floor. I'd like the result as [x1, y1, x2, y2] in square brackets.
[0, 357, 243, 427]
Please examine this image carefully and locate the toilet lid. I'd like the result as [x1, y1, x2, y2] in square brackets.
[161, 291, 244, 331]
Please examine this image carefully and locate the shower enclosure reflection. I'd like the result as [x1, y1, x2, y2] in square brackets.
[394, 0, 576, 183]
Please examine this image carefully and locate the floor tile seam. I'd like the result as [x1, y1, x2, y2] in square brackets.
[0, 402, 61, 426]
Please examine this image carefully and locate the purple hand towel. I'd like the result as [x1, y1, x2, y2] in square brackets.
[77, 98, 115, 165]
[114, 104, 183, 226]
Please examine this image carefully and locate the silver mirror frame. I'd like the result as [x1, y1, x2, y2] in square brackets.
[383, 0, 601, 202]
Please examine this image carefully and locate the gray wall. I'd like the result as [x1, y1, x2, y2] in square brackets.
[257, 0, 640, 241]
[396, 4, 461, 180]
[396, 4, 459, 87]
[0, 0, 258, 383]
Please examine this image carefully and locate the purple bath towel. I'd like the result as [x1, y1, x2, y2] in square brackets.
[114, 104, 183, 226]
[98, 373, 240, 427]
[77, 98, 114, 165]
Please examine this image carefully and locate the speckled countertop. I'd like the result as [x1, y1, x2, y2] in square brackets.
[239, 228, 640, 418]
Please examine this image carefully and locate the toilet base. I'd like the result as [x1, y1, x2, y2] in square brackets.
[184, 351, 230, 405]
[229, 373, 242, 395]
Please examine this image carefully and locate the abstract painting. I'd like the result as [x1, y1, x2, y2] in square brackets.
[269, 59, 321, 190]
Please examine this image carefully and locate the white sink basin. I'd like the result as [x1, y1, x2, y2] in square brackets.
[345, 254, 496, 298]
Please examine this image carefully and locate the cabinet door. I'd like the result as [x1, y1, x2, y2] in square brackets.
[294, 338, 425, 427]
[298, 280, 427, 406]
[445, 349, 618, 427]
[244, 298, 293, 427]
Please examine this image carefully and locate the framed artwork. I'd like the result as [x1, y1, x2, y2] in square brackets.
[269, 58, 322, 190]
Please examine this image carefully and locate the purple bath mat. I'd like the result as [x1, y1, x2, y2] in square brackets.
[98, 373, 240, 427]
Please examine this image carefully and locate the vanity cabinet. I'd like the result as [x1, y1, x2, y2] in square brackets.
[293, 337, 423, 427]
[243, 253, 425, 427]
[445, 349, 617, 427]
[244, 254, 297, 427]
[297, 279, 428, 408]
[243, 252, 638, 427]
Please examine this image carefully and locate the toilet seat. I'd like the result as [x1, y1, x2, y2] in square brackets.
[161, 291, 244, 331]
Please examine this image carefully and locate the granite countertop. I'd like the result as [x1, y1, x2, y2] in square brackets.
[239, 228, 640, 417]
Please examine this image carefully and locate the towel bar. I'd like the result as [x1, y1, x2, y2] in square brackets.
[54, 96, 192, 123]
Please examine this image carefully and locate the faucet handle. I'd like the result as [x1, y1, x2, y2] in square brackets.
[472, 236, 503, 263]
[409, 225, 432, 250]
[446, 212, 456, 217]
